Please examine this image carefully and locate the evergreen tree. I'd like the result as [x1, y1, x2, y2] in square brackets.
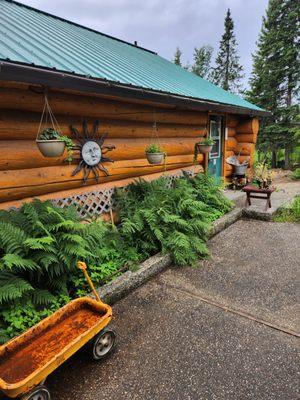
[173, 47, 182, 66]
[211, 9, 244, 93]
[247, 0, 300, 168]
[191, 45, 213, 79]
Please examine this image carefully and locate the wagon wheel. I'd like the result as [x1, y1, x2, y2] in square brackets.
[91, 328, 116, 361]
[20, 385, 51, 400]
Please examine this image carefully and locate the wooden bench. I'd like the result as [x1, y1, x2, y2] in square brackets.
[242, 185, 275, 210]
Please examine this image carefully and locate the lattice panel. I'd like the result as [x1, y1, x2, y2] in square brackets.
[51, 169, 197, 218]
[52, 188, 115, 218]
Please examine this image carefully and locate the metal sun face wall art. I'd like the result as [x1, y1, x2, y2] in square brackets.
[70, 120, 115, 185]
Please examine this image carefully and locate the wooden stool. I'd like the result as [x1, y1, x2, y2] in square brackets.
[243, 185, 275, 210]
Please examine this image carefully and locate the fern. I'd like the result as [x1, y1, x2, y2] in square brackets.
[115, 173, 233, 266]
[1, 254, 39, 271]
[0, 272, 33, 303]
[0, 173, 233, 342]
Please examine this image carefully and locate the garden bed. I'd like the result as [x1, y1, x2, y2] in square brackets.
[0, 173, 233, 343]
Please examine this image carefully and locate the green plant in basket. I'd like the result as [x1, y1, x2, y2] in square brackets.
[201, 137, 215, 146]
[194, 137, 215, 161]
[38, 128, 74, 162]
[145, 144, 163, 153]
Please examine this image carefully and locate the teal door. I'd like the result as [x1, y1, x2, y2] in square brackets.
[208, 116, 223, 178]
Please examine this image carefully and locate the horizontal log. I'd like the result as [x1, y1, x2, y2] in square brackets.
[225, 137, 237, 151]
[225, 150, 235, 158]
[226, 115, 239, 128]
[236, 118, 259, 135]
[227, 128, 236, 137]
[0, 88, 208, 125]
[0, 165, 204, 210]
[0, 110, 206, 140]
[0, 155, 203, 202]
[235, 142, 255, 156]
[236, 133, 258, 144]
[0, 137, 202, 170]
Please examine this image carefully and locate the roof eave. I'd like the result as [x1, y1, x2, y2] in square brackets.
[0, 61, 271, 117]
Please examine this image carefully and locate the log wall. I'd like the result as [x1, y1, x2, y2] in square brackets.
[224, 116, 258, 178]
[0, 82, 258, 206]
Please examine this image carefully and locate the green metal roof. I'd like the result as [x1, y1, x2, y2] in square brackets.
[0, 0, 263, 113]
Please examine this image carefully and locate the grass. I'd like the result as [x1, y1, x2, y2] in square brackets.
[274, 196, 300, 223]
[291, 168, 300, 180]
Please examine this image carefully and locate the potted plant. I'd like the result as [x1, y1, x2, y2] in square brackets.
[145, 144, 165, 165]
[196, 137, 215, 154]
[36, 128, 74, 160]
[251, 163, 274, 189]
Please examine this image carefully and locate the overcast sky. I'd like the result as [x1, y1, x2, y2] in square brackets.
[19, 0, 268, 87]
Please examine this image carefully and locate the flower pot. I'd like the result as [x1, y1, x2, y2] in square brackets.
[36, 140, 65, 157]
[146, 152, 165, 165]
[197, 144, 213, 154]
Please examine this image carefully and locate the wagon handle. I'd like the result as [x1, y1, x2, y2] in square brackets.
[77, 261, 102, 303]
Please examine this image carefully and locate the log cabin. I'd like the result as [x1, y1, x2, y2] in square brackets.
[0, 0, 268, 215]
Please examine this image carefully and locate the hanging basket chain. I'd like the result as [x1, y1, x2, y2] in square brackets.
[149, 108, 167, 170]
[36, 91, 62, 140]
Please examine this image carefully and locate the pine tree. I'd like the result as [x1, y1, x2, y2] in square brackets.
[173, 47, 182, 66]
[211, 9, 244, 93]
[191, 45, 213, 79]
[247, 0, 300, 168]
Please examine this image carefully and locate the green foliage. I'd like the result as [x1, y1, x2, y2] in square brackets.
[247, 0, 300, 168]
[173, 47, 182, 66]
[0, 200, 113, 306]
[201, 137, 214, 146]
[0, 174, 232, 342]
[0, 295, 70, 343]
[291, 168, 300, 180]
[145, 144, 163, 153]
[59, 135, 74, 163]
[0, 200, 141, 341]
[38, 128, 74, 162]
[38, 128, 61, 140]
[274, 196, 300, 223]
[115, 173, 233, 266]
[210, 9, 244, 93]
[191, 45, 213, 79]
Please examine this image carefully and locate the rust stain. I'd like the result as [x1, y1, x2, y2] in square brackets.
[0, 305, 103, 384]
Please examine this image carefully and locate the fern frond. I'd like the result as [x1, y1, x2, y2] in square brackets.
[0, 271, 33, 303]
[2, 254, 39, 271]
[31, 289, 56, 306]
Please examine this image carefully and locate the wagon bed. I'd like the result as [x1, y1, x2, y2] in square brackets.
[0, 297, 112, 398]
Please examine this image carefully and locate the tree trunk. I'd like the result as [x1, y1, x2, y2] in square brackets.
[284, 147, 290, 170]
[271, 150, 277, 168]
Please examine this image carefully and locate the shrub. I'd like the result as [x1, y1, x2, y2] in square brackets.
[291, 168, 300, 180]
[0, 173, 233, 342]
[0, 200, 106, 306]
[115, 173, 233, 265]
[0, 200, 141, 342]
[274, 196, 300, 223]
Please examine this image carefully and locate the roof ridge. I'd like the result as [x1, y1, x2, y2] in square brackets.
[2, 0, 157, 55]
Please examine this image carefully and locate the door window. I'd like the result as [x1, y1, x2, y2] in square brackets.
[209, 119, 221, 159]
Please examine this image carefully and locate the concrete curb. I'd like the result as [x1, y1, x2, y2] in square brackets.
[209, 208, 242, 237]
[97, 207, 242, 305]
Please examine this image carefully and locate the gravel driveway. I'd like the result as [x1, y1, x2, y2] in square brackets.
[47, 220, 299, 400]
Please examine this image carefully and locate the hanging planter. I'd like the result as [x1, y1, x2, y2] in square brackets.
[196, 137, 215, 154]
[145, 144, 166, 165]
[36, 128, 66, 157]
[36, 93, 74, 160]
